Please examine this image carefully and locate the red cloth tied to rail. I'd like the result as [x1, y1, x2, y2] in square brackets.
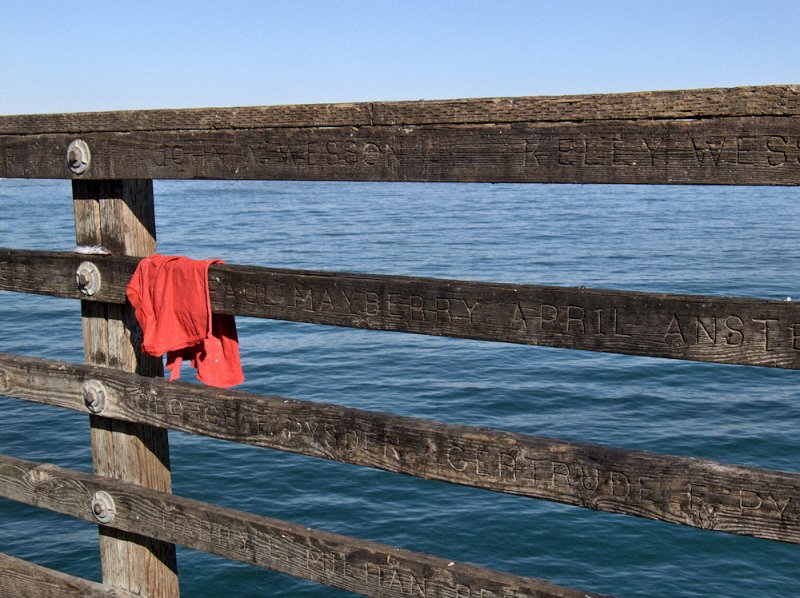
[126, 254, 244, 388]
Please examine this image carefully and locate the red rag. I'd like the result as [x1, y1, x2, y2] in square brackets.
[126, 254, 244, 388]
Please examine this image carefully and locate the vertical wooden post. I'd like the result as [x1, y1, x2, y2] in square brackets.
[72, 179, 179, 597]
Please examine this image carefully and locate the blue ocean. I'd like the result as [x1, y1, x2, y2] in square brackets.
[1, 179, 799, 597]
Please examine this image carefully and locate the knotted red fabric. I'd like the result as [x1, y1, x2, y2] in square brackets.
[126, 254, 244, 388]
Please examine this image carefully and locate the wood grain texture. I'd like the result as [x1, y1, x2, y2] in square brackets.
[0, 552, 134, 598]
[0, 117, 798, 184]
[0, 86, 799, 184]
[0, 455, 605, 598]
[1, 85, 798, 133]
[2, 351, 800, 545]
[72, 181, 178, 597]
[4, 248, 800, 369]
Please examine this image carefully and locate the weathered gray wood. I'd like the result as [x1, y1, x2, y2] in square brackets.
[4, 247, 800, 369]
[2, 85, 798, 133]
[72, 181, 178, 597]
[0, 455, 606, 598]
[1, 117, 798, 184]
[2, 351, 800, 545]
[0, 552, 135, 598]
[1, 86, 799, 184]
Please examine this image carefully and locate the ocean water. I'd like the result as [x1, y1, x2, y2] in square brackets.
[0, 179, 799, 597]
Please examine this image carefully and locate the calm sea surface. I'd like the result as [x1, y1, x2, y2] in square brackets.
[1, 179, 799, 597]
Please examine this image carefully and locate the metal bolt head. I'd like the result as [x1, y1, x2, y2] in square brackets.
[76, 261, 101, 296]
[68, 148, 81, 166]
[82, 379, 108, 414]
[67, 139, 91, 175]
[91, 491, 115, 524]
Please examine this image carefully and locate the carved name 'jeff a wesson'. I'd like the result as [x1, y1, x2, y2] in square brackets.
[152, 138, 401, 170]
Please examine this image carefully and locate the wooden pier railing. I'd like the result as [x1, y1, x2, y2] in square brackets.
[1, 84, 799, 597]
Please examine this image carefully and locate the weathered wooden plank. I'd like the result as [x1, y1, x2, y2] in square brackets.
[2, 116, 799, 184]
[2, 352, 800, 544]
[0, 455, 605, 598]
[1, 85, 798, 134]
[3, 248, 800, 369]
[0, 552, 134, 598]
[72, 181, 178, 597]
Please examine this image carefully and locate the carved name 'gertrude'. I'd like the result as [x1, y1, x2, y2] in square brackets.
[128, 382, 800, 538]
[443, 444, 800, 528]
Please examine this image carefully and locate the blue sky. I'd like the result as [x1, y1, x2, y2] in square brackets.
[1, 1, 798, 114]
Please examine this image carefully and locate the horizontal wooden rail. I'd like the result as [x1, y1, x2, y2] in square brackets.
[0, 455, 602, 598]
[3, 247, 800, 369]
[3, 351, 800, 544]
[0, 552, 133, 598]
[4, 86, 799, 133]
[1, 86, 798, 184]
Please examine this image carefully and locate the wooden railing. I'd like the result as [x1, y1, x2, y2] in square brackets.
[1, 84, 799, 597]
